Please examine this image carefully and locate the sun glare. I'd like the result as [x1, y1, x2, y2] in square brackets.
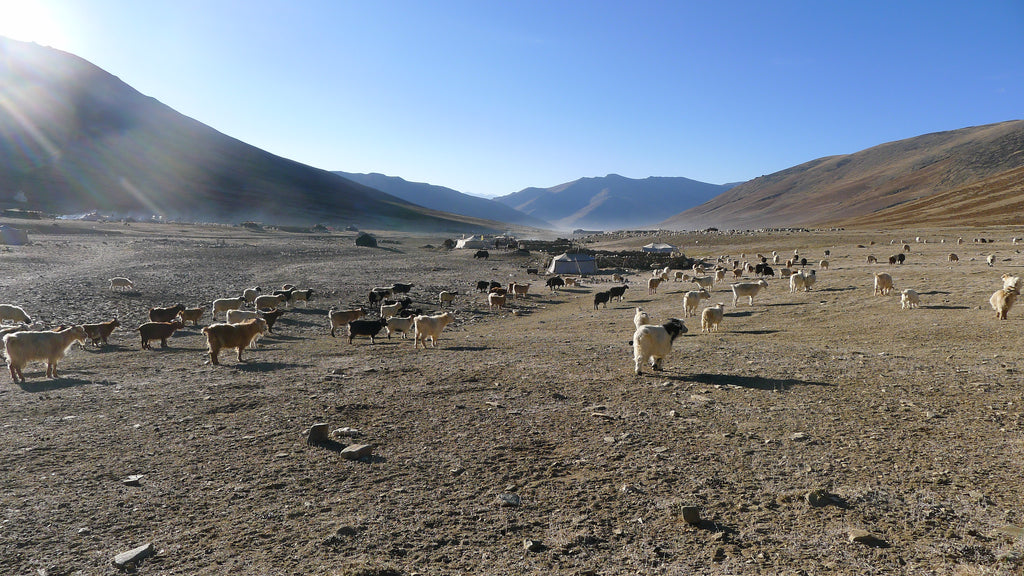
[0, 1, 66, 47]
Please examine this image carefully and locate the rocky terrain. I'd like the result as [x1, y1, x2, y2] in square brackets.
[2, 220, 1024, 575]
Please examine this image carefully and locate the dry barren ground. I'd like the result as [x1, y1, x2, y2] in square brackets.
[3, 220, 1024, 575]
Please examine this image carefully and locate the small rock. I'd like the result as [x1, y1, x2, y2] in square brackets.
[849, 529, 888, 547]
[306, 423, 330, 445]
[498, 493, 521, 507]
[790, 432, 809, 441]
[121, 475, 143, 487]
[680, 506, 701, 525]
[112, 542, 154, 569]
[78, 527, 92, 535]
[523, 538, 545, 552]
[339, 444, 374, 460]
[806, 489, 844, 508]
[332, 426, 362, 438]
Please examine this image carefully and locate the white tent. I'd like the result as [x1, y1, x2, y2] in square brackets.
[547, 252, 598, 275]
[642, 242, 676, 253]
[455, 235, 490, 250]
[0, 225, 28, 245]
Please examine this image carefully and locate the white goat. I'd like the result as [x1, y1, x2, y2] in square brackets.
[380, 302, 403, 320]
[682, 289, 710, 318]
[439, 290, 458, 307]
[0, 304, 32, 325]
[633, 307, 653, 329]
[385, 316, 415, 339]
[873, 273, 894, 296]
[632, 319, 687, 375]
[701, 303, 725, 333]
[4, 325, 87, 382]
[730, 280, 769, 306]
[413, 312, 455, 349]
[900, 289, 920, 310]
[212, 297, 245, 319]
[109, 277, 134, 291]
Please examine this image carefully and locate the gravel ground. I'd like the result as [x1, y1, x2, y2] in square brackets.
[2, 220, 1024, 575]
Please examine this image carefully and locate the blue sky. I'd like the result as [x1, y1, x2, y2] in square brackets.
[2, 1, 1021, 197]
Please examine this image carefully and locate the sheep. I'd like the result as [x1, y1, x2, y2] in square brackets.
[701, 303, 725, 333]
[272, 288, 295, 306]
[682, 289, 711, 318]
[903, 244, 911, 253]
[212, 297, 245, 319]
[714, 269, 726, 284]
[648, 277, 664, 295]
[149, 304, 185, 323]
[987, 254, 996, 267]
[242, 287, 262, 303]
[632, 318, 688, 375]
[900, 289, 921, 310]
[226, 309, 262, 324]
[473, 250, 489, 259]
[1002, 275, 1022, 292]
[178, 307, 204, 326]
[730, 280, 769, 306]
[109, 277, 134, 291]
[380, 302, 403, 320]
[475, 280, 491, 293]
[948, 253, 959, 263]
[778, 268, 794, 278]
[390, 282, 414, 294]
[203, 318, 268, 364]
[801, 269, 817, 290]
[873, 272, 895, 296]
[413, 312, 455, 349]
[673, 271, 686, 282]
[346, 318, 388, 344]
[488, 292, 507, 310]
[896, 253, 906, 264]
[612, 274, 625, 283]
[819, 260, 829, 270]
[563, 277, 579, 287]
[991, 287, 1019, 320]
[866, 255, 878, 264]
[690, 275, 714, 290]
[439, 290, 459, 307]
[489, 286, 507, 296]
[368, 287, 394, 305]
[888, 255, 897, 266]
[385, 315, 415, 339]
[138, 319, 183, 349]
[254, 294, 286, 310]
[608, 285, 628, 302]
[732, 268, 743, 278]
[594, 291, 612, 310]
[81, 318, 120, 347]
[546, 277, 565, 291]
[789, 272, 806, 293]
[633, 307, 652, 328]
[0, 304, 32, 325]
[509, 283, 531, 299]
[289, 289, 314, 306]
[526, 268, 539, 276]
[4, 325, 88, 382]
[328, 307, 366, 337]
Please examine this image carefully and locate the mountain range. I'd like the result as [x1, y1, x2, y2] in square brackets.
[494, 175, 735, 230]
[1, 36, 1022, 232]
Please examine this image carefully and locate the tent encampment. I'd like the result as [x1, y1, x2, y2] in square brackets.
[547, 252, 598, 275]
[455, 235, 490, 250]
[642, 243, 677, 253]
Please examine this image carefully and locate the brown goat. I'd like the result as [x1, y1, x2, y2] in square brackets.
[138, 319, 183, 349]
[82, 318, 120, 347]
[178, 307, 204, 326]
[149, 304, 185, 323]
[203, 318, 268, 365]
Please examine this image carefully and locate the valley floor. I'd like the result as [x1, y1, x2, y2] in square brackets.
[2, 220, 1024, 575]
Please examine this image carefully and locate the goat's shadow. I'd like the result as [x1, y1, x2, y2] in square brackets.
[686, 372, 833, 390]
[445, 346, 489, 352]
[729, 329, 779, 335]
[18, 376, 94, 392]
[924, 305, 969, 310]
[215, 361, 307, 372]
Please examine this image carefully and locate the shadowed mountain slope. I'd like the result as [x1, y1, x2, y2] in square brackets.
[0, 38, 509, 232]
[660, 120, 1024, 230]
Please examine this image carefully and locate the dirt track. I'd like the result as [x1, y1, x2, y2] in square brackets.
[2, 220, 1024, 575]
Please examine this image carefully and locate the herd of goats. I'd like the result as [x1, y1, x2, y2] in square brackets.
[0, 235, 1020, 383]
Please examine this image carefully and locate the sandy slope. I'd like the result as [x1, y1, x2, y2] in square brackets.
[2, 220, 1024, 575]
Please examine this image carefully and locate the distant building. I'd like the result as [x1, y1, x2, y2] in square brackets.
[547, 252, 598, 275]
[641, 243, 677, 254]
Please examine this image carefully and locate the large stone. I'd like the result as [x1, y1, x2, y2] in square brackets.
[680, 506, 702, 525]
[306, 423, 330, 445]
[112, 542, 154, 569]
[339, 443, 374, 460]
[849, 529, 888, 547]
